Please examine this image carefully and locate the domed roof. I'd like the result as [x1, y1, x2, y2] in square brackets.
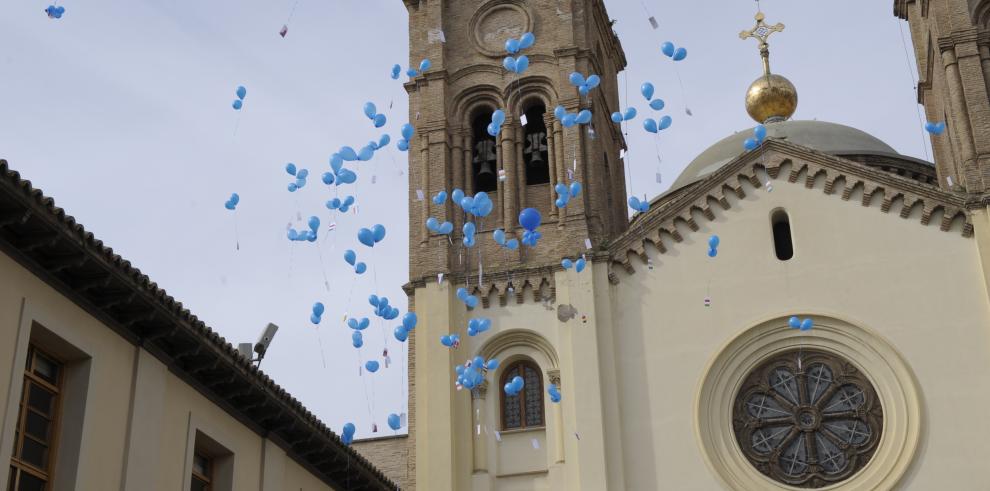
[671, 120, 902, 190]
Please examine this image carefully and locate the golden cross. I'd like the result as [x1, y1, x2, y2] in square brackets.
[739, 12, 785, 75]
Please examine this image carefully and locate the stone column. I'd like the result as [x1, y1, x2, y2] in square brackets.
[943, 48, 979, 185]
[501, 124, 517, 233]
[452, 132, 464, 232]
[420, 142, 431, 244]
[547, 370, 564, 464]
[516, 125, 526, 211]
[553, 121, 566, 226]
[464, 134, 474, 195]
[546, 118, 559, 219]
[979, 44, 990, 112]
[471, 382, 489, 472]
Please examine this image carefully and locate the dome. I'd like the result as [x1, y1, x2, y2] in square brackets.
[670, 120, 903, 190]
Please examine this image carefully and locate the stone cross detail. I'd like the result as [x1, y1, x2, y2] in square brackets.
[739, 12, 785, 75]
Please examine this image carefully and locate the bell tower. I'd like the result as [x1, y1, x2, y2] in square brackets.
[403, 0, 628, 284]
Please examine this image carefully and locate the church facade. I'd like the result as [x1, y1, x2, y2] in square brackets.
[361, 0, 990, 490]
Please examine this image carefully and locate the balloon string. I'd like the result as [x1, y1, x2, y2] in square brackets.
[316, 328, 327, 369]
[285, 0, 302, 25]
[671, 63, 692, 116]
[895, 17, 931, 162]
[622, 69, 634, 201]
[232, 212, 240, 251]
[315, 241, 331, 291]
[232, 112, 242, 138]
[355, 348, 375, 425]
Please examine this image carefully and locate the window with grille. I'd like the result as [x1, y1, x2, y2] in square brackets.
[733, 349, 883, 488]
[522, 105, 550, 185]
[500, 360, 544, 430]
[7, 346, 63, 491]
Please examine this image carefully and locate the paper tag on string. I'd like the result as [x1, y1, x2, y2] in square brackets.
[494, 431, 502, 442]
[296, 211, 302, 221]
[685, 107, 693, 116]
[648, 16, 659, 29]
[575, 432, 581, 440]
[619, 148, 626, 159]
[438, 273, 444, 284]
[498, 169, 506, 181]
[358, 366, 363, 376]
[416, 189, 425, 201]
[584, 238, 593, 249]
[389, 100, 394, 109]
[587, 126, 596, 139]
[476, 424, 481, 435]
[400, 413, 407, 426]
[656, 172, 662, 184]
[572, 159, 577, 171]
[371, 175, 377, 184]
[372, 423, 378, 433]
[279, 25, 288, 37]
[416, 112, 421, 120]
[428, 28, 446, 43]
[567, 169, 574, 181]
[947, 176, 954, 186]
[531, 438, 540, 449]
[478, 261, 483, 285]
[520, 114, 528, 126]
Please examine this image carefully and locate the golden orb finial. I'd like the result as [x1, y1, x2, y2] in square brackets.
[740, 11, 797, 123]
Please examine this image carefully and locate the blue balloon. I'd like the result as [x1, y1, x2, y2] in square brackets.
[452, 188, 465, 204]
[708, 235, 720, 248]
[569, 72, 586, 86]
[365, 360, 380, 373]
[419, 58, 431, 72]
[641, 82, 655, 101]
[505, 38, 520, 54]
[297, 168, 309, 179]
[463, 221, 476, 237]
[401, 123, 415, 140]
[611, 112, 623, 123]
[378, 134, 391, 148]
[643, 118, 658, 133]
[623, 107, 637, 120]
[579, 85, 590, 96]
[661, 41, 676, 58]
[707, 248, 717, 258]
[232, 100, 242, 110]
[330, 154, 343, 173]
[355, 262, 367, 274]
[406, 68, 418, 78]
[372, 224, 387, 242]
[426, 217, 440, 231]
[403, 312, 417, 330]
[466, 296, 479, 309]
[391, 64, 401, 79]
[313, 302, 325, 316]
[800, 318, 814, 331]
[658, 115, 672, 130]
[310, 314, 321, 325]
[519, 207, 542, 231]
[440, 335, 453, 347]
[236, 86, 247, 100]
[322, 172, 335, 185]
[506, 239, 519, 250]
[373, 113, 387, 128]
[672, 47, 688, 61]
[352, 331, 363, 348]
[502, 56, 517, 72]
[285, 162, 297, 175]
[575, 257, 586, 272]
[554, 105, 567, 120]
[342, 422, 356, 437]
[493, 229, 506, 245]
[308, 216, 320, 231]
[628, 196, 642, 211]
[561, 114, 577, 128]
[562, 258, 573, 269]
[339, 146, 358, 161]
[754, 124, 768, 142]
[358, 145, 374, 161]
[514, 55, 529, 73]
[788, 316, 802, 329]
[394, 326, 409, 342]
[456, 287, 469, 301]
[650, 99, 665, 111]
[363, 102, 377, 119]
[576, 109, 592, 125]
[438, 222, 454, 235]
[397, 139, 409, 151]
[570, 182, 582, 197]
[487, 122, 500, 137]
[358, 228, 375, 247]
[388, 413, 401, 430]
[586, 74, 601, 89]
[492, 109, 506, 126]
[743, 138, 759, 151]
[519, 32, 535, 49]
[344, 249, 356, 265]
[486, 359, 499, 370]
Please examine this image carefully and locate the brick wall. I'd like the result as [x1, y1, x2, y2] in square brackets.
[351, 434, 410, 490]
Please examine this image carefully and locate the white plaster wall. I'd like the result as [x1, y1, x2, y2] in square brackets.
[609, 171, 990, 490]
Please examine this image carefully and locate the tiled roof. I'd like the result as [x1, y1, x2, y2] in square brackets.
[0, 160, 399, 490]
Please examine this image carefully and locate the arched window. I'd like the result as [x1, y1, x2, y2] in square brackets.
[472, 113, 498, 193]
[771, 209, 793, 260]
[522, 105, 550, 185]
[500, 360, 544, 430]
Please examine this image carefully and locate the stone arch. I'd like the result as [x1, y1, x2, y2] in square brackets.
[477, 328, 560, 369]
[450, 85, 504, 129]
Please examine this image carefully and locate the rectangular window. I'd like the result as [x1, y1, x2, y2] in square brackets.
[7, 346, 63, 491]
[190, 452, 212, 491]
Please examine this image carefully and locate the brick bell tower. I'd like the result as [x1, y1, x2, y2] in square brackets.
[401, 1, 628, 489]
[403, 0, 628, 285]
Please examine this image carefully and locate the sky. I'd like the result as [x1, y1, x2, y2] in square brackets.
[0, 0, 927, 440]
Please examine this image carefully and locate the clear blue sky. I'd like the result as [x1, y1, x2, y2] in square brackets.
[0, 0, 925, 439]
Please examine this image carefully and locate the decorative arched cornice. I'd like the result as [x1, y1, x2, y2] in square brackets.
[477, 328, 559, 369]
[607, 140, 974, 280]
[449, 84, 504, 128]
[504, 75, 557, 113]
